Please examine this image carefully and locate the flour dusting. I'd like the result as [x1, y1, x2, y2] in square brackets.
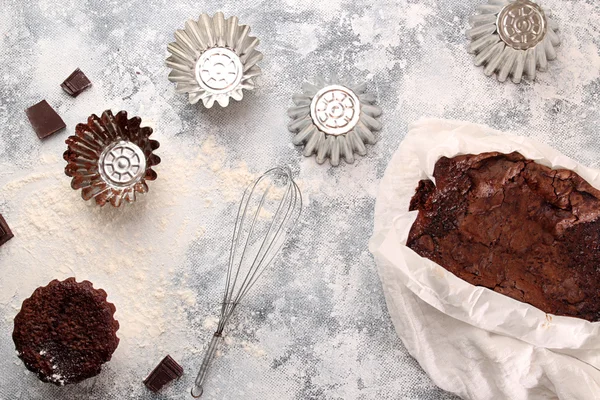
[2, 0, 599, 399]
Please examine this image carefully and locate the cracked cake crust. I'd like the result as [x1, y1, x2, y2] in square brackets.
[12, 278, 120, 385]
[407, 152, 600, 322]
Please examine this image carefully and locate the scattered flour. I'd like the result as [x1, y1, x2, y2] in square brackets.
[50, 373, 65, 386]
[404, 4, 435, 30]
[351, 3, 436, 73]
[241, 341, 267, 358]
[203, 316, 220, 331]
[3, 1, 598, 398]
[0, 133, 266, 379]
[276, 23, 320, 58]
[280, 0, 344, 19]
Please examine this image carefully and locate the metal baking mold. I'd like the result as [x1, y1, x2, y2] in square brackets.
[288, 76, 382, 166]
[467, 0, 560, 83]
[166, 12, 263, 108]
[63, 110, 161, 207]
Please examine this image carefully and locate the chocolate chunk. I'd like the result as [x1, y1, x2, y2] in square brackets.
[25, 100, 66, 139]
[61, 68, 92, 97]
[0, 214, 14, 246]
[143, 355, 184, 393]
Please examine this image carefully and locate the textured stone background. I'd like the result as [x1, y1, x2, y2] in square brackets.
[0, 0, 599, 399]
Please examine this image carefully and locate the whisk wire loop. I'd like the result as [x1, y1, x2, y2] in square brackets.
[192, 166, 302, 397]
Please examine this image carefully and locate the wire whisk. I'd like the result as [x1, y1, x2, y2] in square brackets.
[191, 166, 302, 398]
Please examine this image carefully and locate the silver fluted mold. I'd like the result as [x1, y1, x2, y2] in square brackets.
[467, 0, 560, 83]
[287, 76, 382, 167]
[166, 12, 263, 108]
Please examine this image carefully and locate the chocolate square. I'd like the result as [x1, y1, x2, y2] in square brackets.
[25, 100, 66, 139]
[61, 68, 92, 97]
[143, 355, 184, 393]
[0, 214, 14, 247]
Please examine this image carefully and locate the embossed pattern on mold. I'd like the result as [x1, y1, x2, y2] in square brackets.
[310, 85, 362, 136]
[467, 0, 560, 83]
[99, 141, 147, 188]
[497, 0, 547, 50]
[195, 48, 244, 94]
[166, 12, 263, 108]
[63, 110, 161, 207]
[288, 76, 382, 167]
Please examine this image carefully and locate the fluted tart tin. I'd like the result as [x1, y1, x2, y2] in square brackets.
[288, 76, 382, 167]
[166, 12, 263, 108]
[64, 110, 161, 207]
[467, 0, 560, 83]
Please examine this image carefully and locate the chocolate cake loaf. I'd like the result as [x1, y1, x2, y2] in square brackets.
[13, 278, 120, 385]
[407, 152, 600, 322]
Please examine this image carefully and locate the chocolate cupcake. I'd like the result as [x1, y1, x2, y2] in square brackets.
[13, 278, 120, 385]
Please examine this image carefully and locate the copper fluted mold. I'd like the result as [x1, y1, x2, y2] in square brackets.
[64, 110, 161, 207]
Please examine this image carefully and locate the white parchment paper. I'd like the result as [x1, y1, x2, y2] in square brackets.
[369, 119, 600, 400]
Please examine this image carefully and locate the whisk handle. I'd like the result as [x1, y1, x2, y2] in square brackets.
[191, 333, 222, 398]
